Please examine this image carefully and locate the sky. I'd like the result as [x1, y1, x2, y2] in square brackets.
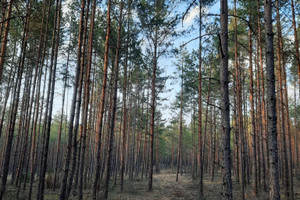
[157, 1, 220, 125]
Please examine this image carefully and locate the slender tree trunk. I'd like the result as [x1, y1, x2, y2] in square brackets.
[202, 66, 212, 176]
[135, 90, 143, 177]
[294, 85, 298, 179]
[276, 2, 294, 197]
[211, 103, 216, 181]
[220, 0, 232, 199]
[92, 0, 111, 197]
[197, 0, 203, 196]
[78, 0, 95, 199]
[192, 108, 196, 179]
[275, 1, 289, 197]
[258, 0, 269, 175]
[264, 0, 280, 199]
[233, 77, 239, 182]
[155, 127, 159, 173]
[148, 15, 158, 192]
[234, 1, 245, 198]
[248, 11, 257, 195]
[176, 57, 184, 182]
[256, 36, 266, 191]
[120, 16, 129, 188]
[141, 78, 150, 180]
[119, 9, 132, 181]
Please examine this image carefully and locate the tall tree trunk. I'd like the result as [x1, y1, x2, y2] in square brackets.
[120, 6, 129, 188]
[192, 107, 196, 179]
[275, 1, 290, 197]
[233, 75, 239, 181]
[220, 0, 232, 199]
[141, 78, 150, 180]
[294, 85, 298, 179]
[248, 11, 257, 195]
[176, 57, 184, 182]
[258, 0, 269, 174]
[148, 2, 159, 190]
[155, 126, 159, 173]
[234, 1, 245, 198]
[211, 103, 217, 181]
[256, 36, 266, 191]
[264, 0, 280, 199]
[283, 47, 294, 200]
[135, 90, 143, 177]
[202, 65, 212, 176]
[198, 0, 203, 196]
[78, 0, 95, 199]
[92, 0, 111, 197]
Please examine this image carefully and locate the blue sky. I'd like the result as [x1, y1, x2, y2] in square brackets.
[158, 1, 220, 125]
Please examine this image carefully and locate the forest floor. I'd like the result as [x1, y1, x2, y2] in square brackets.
[109, 170, 198, 200]
[108, 170, 263, 200]
[108, 170, 300, 200]
[3, 170, 300, 199]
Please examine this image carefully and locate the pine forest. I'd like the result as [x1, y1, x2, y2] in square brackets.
[0, 0, 299, 199]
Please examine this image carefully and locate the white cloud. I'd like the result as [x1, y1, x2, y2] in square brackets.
[183, 5, 199, 26]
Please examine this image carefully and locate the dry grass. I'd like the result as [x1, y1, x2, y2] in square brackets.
[108, 171, 300, 200]
[109, 171, 198, 200]
[2, 171, 300, 199]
